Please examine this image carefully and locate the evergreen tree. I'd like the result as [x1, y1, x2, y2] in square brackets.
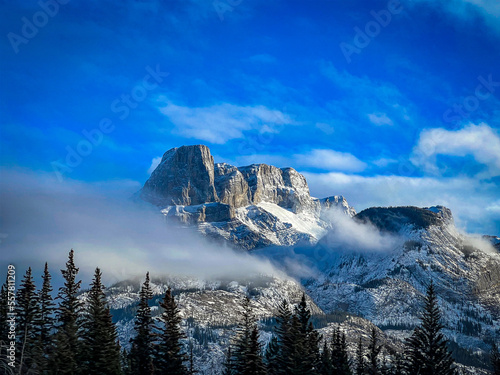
[404, 282, 456, 375]
[121, 348, 132, 375]
[33, 262, 56, 374]
[367, 327, 381, 375]
[155, 286, 187, 375]
[355, 337, 365, 375]
[17, 267, 39, 373]
[230, 297, 266, 375]
[273, 299, 294, 375]
[295, 294, 320, 374]
[247, 326, 266, 375]
[81, 267, 121, 375]
[491, 342, 500, 375]
[52, 249, 83, 375]
[331, 328, 351, 375]
[130, 272, 154, 375]
[318, 340, 333, 375]
[264, 335, 279, 375]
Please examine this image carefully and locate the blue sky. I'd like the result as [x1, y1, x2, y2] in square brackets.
[1, 0, 500, 234]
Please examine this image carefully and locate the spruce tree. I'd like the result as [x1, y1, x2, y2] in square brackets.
[404, 282, 456, 375]
[130, 272, 154, 375]
[295, 294, 320, 374]
[33, 262, 56, 374]
[355, 337, 365, 375]
[367, 327, 381, 375]
[52, 249, 83, 375]
[490, 342, 500, 375]
[247, 326, 266, 375]
[331, 328, 351, 375]
[121, 348, 132, 375]
[155, 286, 187, 375]
[264, 335, 280, 375]
[17, 267, 39, 373]
[318, 340, 333, 375]
[81, 267, 121, 375]
[230, 296, 266, 375]
[272, 299, 296, 375]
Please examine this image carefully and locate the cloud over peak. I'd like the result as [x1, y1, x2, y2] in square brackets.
[411, 123, 500, 177]
[157, 99, 293, 144]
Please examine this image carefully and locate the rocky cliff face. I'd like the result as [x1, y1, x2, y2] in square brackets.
[141, 145, 217, 206]
[141, 145, 318, 213]
[140, 145, 356, 248]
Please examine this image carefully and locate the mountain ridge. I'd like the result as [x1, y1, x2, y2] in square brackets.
[140, 145, 356, 249]
[126, 144, 500, 373]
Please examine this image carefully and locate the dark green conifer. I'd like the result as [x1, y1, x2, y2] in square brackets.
[17, 267, 39, 373]
[355, 337, 365, 375]
[155, 286, 187, 375]
[367, 327, 382, 375]
[230, 297, 266, 375]
[404, 281, 456, 375]
[81, 267, 121, 375]
[129, 272, 154, 375]
[52, 249, 83, 375]
[33, 262, 56, 374]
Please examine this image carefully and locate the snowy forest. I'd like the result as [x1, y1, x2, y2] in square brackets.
[1, 250, 500, 375]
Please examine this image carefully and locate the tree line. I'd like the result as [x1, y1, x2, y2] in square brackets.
[0, 250, 499, 375]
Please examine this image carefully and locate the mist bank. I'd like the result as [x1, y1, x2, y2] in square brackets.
[0, 168, 278, 286]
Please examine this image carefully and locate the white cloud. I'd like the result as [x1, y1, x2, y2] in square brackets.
[157, 99, 293, 144]
[411, 123, 500, 177]
[295, 149, 367, 172]
[0, 169, 278, 284]
[368, 113, 393, 126]
[232, 149, 366, 172]
[303, 171, 500, 235]
[148, 156, 162, 174]
[372, 157, 398, 167]
[321, 208, 401, 252]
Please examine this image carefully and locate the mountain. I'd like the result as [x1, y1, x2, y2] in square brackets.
[126, 145, 500, 373]
[140, 145, 355, 249]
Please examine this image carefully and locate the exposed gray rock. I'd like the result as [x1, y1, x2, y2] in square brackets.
[141, 145, 218, 206]
[161, 202, 234, 224]
[140, 145, 356, 249]
[425, 205, 454, 225]
[319, 195, 357, 217]
[214, 163, 250, 207]
[141, 146, 319, 213]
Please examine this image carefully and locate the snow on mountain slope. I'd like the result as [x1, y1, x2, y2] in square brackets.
[257, 206, 500, 359]
[140, 145, 356, 249]
[107, 274, 322, 344]
[131, 146, 500, 373]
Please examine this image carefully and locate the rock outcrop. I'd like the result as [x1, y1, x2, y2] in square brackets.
[140, 145, 356, 249]
[141, 145, 319, 213]
[141, 145, 217, 206]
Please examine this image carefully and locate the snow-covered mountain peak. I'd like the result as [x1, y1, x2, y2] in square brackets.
[139, 145, 356, 249]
